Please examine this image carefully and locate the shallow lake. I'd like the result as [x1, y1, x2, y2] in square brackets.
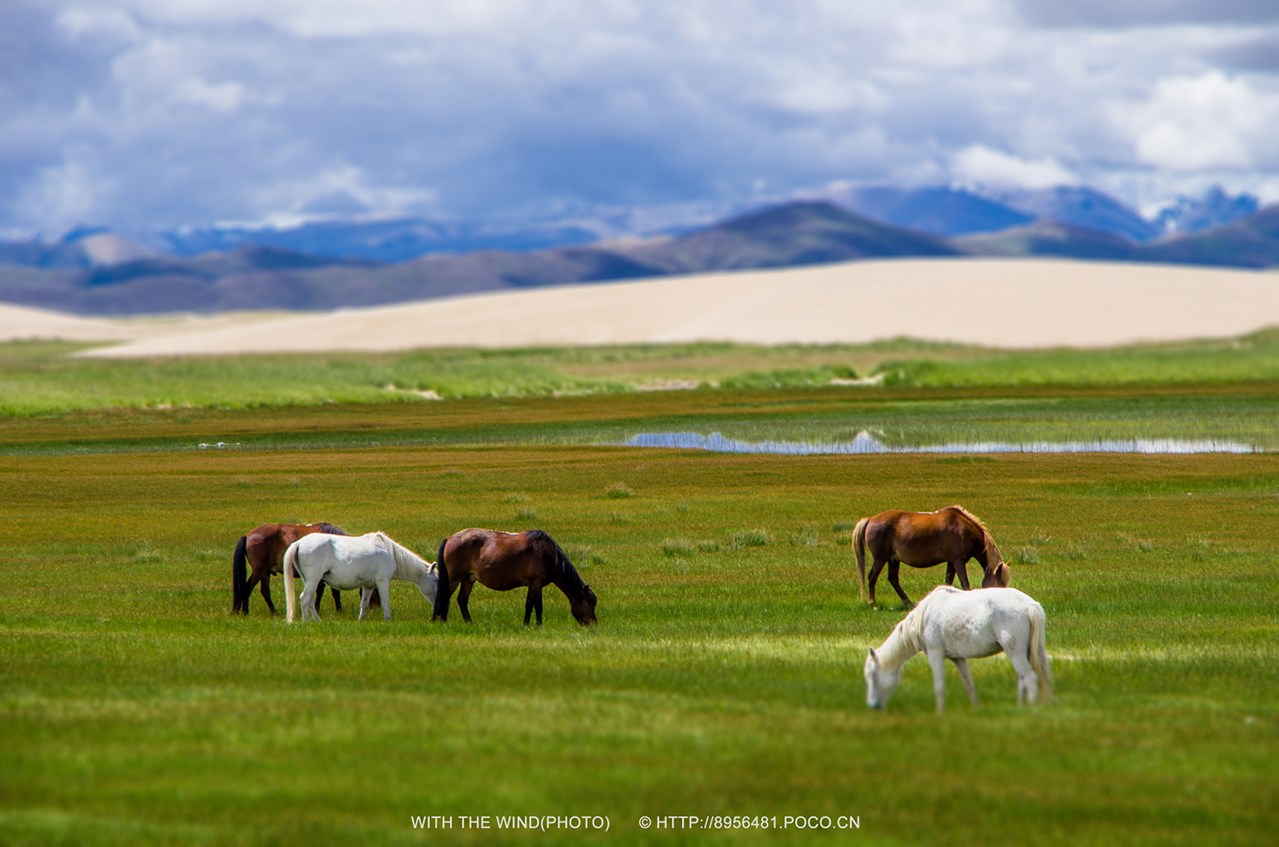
[622, 431, 1259, 455]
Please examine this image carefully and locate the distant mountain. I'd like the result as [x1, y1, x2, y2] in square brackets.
[987, 186, 1163, 243]
[0, 228, 153, 269]
[622, 201, 957, 272]
[839, 185, 1035, 236]
[954, 220, 1139, 261]
[159, 216, 611, 263]
[1151, 187, 1259, 236]
[2, 197, 1277, 317]
[83, 244, 371, 288]
[0, 201, 956, 315]
[1140, 205, 1279, 269]
[958, 203, 1279, 269]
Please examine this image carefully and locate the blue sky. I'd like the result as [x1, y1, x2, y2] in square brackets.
[3, 0, 1279, 235]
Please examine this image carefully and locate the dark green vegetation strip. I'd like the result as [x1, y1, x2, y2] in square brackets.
[4, 328, 1279, 415]
[4, 384, 1279, 457]
[2, 388, 1278, 845]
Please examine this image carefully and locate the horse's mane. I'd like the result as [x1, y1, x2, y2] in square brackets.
[381, 533, 434, 577]
[876, 596, 933, 670]
[946, 505, 986, 532]
[527, 529, 589, 600]
[316, 522, 348, 536]
[948, 505, 1003, 565]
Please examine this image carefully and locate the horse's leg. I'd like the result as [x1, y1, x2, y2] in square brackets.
[953, 561, 972, 590]
[260, 574, 277, 616]
[359, 588, 372, 621]
[241, 572, 261, 615]
[866, 557, 889, 606]
[927, 647, 947, 713]
[315, 580, 335, 614]
[1002, 635, 1038, 705]
[313, 581, 327, 614]
[378, 579, 393, 621]
[300, 578, 321, 622]
[457, 578, 474, 623]
[332, 588, 342, 613]
[524, 583, 544, 627]
[953, 658, 980, 707]
[945, 563, 956, 586]
[886, 560, 913, 608]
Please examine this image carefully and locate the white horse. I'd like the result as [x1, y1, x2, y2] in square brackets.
[864, 585, 1053, 712]
[282, 532, 438, 623]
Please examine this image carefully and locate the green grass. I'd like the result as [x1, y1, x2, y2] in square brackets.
[2, 337, 1279, 844]
[5, 329, 1279, 416]
[2, 387, 1278, 845]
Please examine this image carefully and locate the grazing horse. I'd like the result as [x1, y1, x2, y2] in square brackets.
[433, 529, 597, 626]
[282, 532, 438, 623]
[864, 585, 1053, 712]
[852, 506, 1010, 608]
[231, 522, 350, 615]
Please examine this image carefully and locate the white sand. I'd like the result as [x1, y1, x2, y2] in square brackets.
[1, 259, 1273, 357]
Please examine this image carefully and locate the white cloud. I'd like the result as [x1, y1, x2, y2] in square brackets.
[14, 155, 113, 231]
[173, 77, 244, 113]
[5, 2, 1279, 232]
[56, 7, 143, 42]
[248, 164, 438, 225]
[1117, 71, 1279, 171]
[950, 146, 1078, 189]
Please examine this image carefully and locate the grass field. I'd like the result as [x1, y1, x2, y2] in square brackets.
[5, 328, 1279, 415]
[2, 339, 1278, 846]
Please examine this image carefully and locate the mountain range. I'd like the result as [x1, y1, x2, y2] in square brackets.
[1, 184, 1274, 316]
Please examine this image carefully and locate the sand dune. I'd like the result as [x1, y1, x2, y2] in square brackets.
[0, 303, 283, 345]
[0, 302, 143, 342]
[1, 259, 1274, 357]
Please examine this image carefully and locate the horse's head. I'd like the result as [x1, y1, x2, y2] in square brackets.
[982, 561, 1011, 588]
[416, 565, 441, 606]
[864, 647, 901, 710]
[571, 584, 598, 626]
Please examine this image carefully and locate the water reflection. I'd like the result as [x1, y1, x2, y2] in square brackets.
[623, 431, 1258, 455]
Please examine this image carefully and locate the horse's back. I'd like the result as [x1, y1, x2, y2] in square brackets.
[867, 509, 955, 560]
[444, 528, 529, 562]
[294, 531, 395, 587]
[442, 528, 493, 566]
[443, 528, 549, 590]
[921, 585, 1042, 648]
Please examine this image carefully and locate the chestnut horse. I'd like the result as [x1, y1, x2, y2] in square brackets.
[432, 529, 597, 626]
[852, 506, 1010, 608]
[231, 522, 349, 615]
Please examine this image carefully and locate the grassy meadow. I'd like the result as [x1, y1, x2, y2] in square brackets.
[2, 334, 1278, 846]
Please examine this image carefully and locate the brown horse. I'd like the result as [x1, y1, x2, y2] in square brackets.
[852, 506, 1010, 608]
[231, 522, 350, 615]
[432, 529, 597, 626]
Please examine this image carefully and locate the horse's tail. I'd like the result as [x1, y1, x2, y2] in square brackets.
[852, 517, 870, 603]
[432, 536, 451, 621]
[283, 540, 300, 624]
[231, 535, 248, 613]
[1028, 601, 1054, 704]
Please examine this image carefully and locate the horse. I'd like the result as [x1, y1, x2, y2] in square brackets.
[864, 585, 1053, 713]
[282, 531, 438, 623]
[432, 528, 597, 626]
[852, 505, 1011, 608]
[231, 522, 351, 615]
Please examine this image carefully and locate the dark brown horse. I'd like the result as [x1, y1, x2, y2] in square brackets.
[432, 529, 597, 626]
[232, 522, 349, 615]
[852, 506, 1011, 608]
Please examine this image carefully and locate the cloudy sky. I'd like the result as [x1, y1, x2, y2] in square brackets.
[3, 0, 1279, 235]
